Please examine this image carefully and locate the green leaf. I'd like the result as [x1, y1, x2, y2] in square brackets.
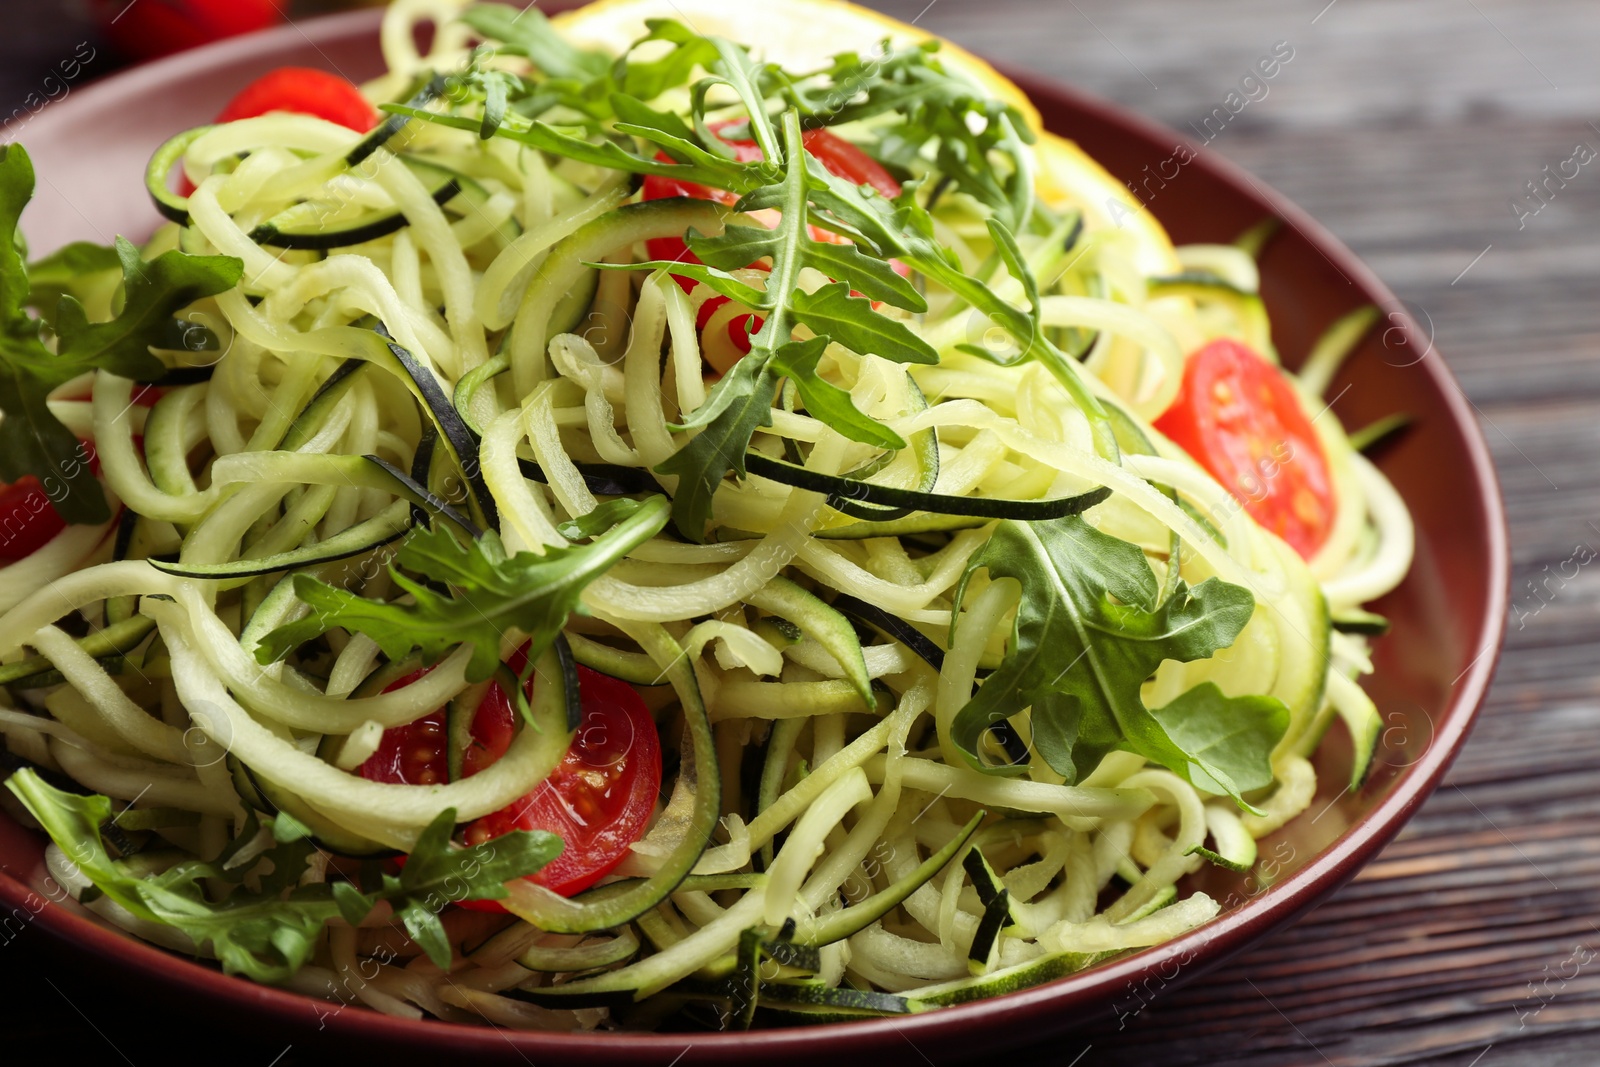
[383, 104, 714, 184]
[0, 147, 240, 524]
[769, 336, 905, 450]
[609, 92, 698, 149]
[621, 20, 720, 101]
[597, 258, 768, 308]
[986, 217, 1040, 326]
[52, 236, 242, 387]
[479, 70, 511, 139]
[950, 516, 1285, 807]
[258, 497, 671, 681]
[789, 281, 938, 365]
[1146, 683, 1289, 802]
[557, 496, 649, 541]
[402, 808, 563, 902]
[5, 768, 341, 984]
[655, 361, 779, 538]
[26, 240, 121, 317]
[0, 146, 36, 340]
[706, 36, 780, 163]
[686, 221, 783, 275]
[332, 881, 375, 928]
[799, 239, 925, 312]
[6, 771, 563, 979]
[384, 808, 562, 968]
[460, 3, 610, 80]
[614, 118, 763, 175]
[0, 367, 99, 521]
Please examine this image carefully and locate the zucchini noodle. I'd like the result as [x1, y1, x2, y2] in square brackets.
[0, 0, 1414, 1034]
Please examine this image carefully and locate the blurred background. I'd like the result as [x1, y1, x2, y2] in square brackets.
[2, 2, 1598, 1064]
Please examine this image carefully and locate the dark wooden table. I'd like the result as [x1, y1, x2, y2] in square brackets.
[1, 2, 1596, 1063]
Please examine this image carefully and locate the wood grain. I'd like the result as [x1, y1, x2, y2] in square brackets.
[0, 2, 1595, 1064]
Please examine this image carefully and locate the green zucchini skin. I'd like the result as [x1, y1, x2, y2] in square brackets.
[346, 76, 446, 167]
[1331, 607, 1391, 636]
[1147, 270, 1275, 358]
[746, 451, 1112, 522]
[147, 500, 411, 581]
[229, 755, 399, 860]
[247, 157, 462, 251]
[0, 616, 155, 688]
[145, 126, 212, 225]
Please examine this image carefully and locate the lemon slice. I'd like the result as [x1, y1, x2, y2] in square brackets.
[551, 0, 1041, 134]
[1034, 132, 1181, 276]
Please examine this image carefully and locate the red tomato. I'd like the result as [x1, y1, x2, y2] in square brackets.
[0, 479, 70, 562]
[90, 0, 282, 61]
[800, 129, 903, 200]
[215, 68, 380, 132]
[360, 661, 661, 900]
[1153, 339, 1337, 559]
[0, 440, 101, 562]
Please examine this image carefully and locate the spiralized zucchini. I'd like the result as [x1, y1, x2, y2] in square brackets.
[0, 0, 1412, 1032]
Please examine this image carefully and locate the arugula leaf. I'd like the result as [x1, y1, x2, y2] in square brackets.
[789, 281, 938, 365]
[556, 495, 650, 541]
[1146, 683, 1291, 802]
[460, 3, 610, 82]
[375, 807, 562, 967]
[426, 18, 1120, 530]
[6, 769, 340, 982]
[28, 240, 121, 275]
[461, 9, 713, 126]
[950, 516, 1287, 808]
[472, 69, 520, 139]
[256, 495, 671, 681]
[55, 236, 240, 382]
[26, 241, 122, 326]
[0, 145, 241, 523]
[621, 20, 721, 102]
[800, 43, 1038, 229]
[769, 336, 906, 450]
[6, 770, 561, 977]
[655, 357, 781, 535]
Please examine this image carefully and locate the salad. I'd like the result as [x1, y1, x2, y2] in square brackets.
[0, 0, 1414, 1031]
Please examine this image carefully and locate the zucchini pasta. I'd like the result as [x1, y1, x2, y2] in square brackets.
[0, 0, 1413, 1031]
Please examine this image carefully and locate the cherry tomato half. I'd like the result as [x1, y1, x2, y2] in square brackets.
[464, 668, 662, 897]
[90, 0, 282, 62]
[360, 661, 662, 900]
[1153, 338, 1337, 559]
[0, 440, 101, 563]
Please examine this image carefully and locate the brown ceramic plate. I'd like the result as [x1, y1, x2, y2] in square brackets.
[1, 7, 1507, 1064]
